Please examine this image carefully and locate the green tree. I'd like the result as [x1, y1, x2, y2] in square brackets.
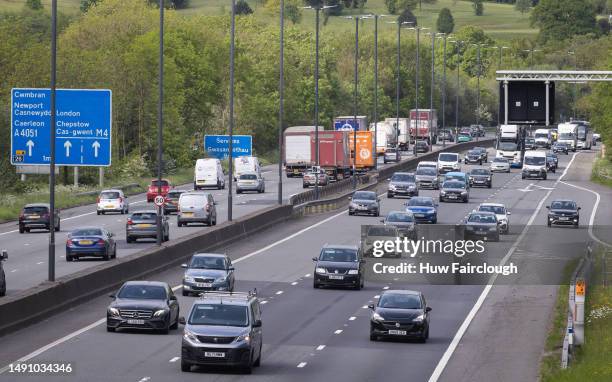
[235, 0, 254, 15]
[515, 0, 531, 14]
[398, 8, 417, 24]
[597, 18, 610, 35]
[80, 0, 99, 12]
[26, 0, 43, 10]
[384, 0, 417, 14]
[531, 0, 597, 43]
[436, 7, 454, 34]
[473, 0, 483, 16]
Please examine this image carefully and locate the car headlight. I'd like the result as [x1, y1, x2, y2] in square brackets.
[440, 190, 446, 195]
[153, 309, 168, 317]
[348, 269, 359, 275]
[315, 267, 326, 274]
[461, 191, 468, 195]
[371, 312, 384, 321]
[349, 202, 357, 208]
[183, 276, 195, 283]
[215, 276, 227, 283]
[183, 329, 199, 343]
[235, 333, 251, 343]
[389, 184, 397, 191]
[412, 314, 425, 322]
[465, 226, 474, 230]
[108, 307, 120, 316]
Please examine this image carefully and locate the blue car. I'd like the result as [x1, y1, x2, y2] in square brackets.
[405, 196, 438, 224]
[66, 227, 116, 261]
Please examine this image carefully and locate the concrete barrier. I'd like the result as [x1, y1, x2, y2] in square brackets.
[0, 204, 292, 336]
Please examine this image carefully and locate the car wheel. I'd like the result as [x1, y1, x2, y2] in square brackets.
[254, 348, 262, 367]
[432, 218, 437, 224]
[103, 250, 110, 261]
[212, 217, 217, 226]
[106, 326, 115, 333]
[182, 290, 189, 297]
[387, 193, 393, 198]
[66, 254, 73, 262]
[370, 332, 378, 341]
[488, 183, 492, 188]
[96, 211, 101, 216]
[521, 175, 525, 179]
[208, 216, 213, 226]
[126, 236, 133, 243]
[543, 173, 547, 180]
[313, 280, 320, 289]
[164, 233, 169, 242]
[160, 325, 170, 335]
[348, 211, 354, 216]
[170, 315, 179, 330]
[547, 220, 551, 227]
[112, 246, 117, 259]
[177, 221, 183, 227]
[181, 360, 191, 372]
[19, 225, 24, 234]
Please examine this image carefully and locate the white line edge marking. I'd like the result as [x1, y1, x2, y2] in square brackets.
[316, 345, 326, 351]
[334, 329, 343, 335]
[275, 291, 283, 295]
[297, 362, 307, 368]
[169, 357, 180, 363]
[427, 152, 581, 382]
[349, 316, 356, 321]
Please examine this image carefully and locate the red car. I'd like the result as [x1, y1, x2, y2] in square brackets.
[146, 179, 171, 203]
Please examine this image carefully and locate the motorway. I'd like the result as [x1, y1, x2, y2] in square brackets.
[1, 147, 609, 382]
[0, 138, 469, 295]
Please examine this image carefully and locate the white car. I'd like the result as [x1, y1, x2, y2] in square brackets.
[490, 157, 511, 173]
[477, 203, 511, 234]
[97, 189, 129, 215]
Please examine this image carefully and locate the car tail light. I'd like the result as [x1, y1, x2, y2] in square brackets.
[206, 204, 211, 212]
[96, 196, 100, 203]
[118, 197, 123, 203]
[127, 218, 133, 225]
[42, 213, 49, 219]
[66, 239, 72, 246]
[97, 239, 106, 245]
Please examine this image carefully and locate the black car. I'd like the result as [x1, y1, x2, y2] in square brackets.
[181, 253, 235, 296]
[547, 152, 559, 167]
[369, 290, 431, 342]
[313, 245, 364, 289]
[547, 200, 580, 227]
[349, 191, 380, 216]
[19, 203, 60, 233]
[439, 180, 469, 203]
[180, 291, 262, 373]
[0, 250, 7, 297]
[107, 281, 180, 334]
[464, 150, 483, 165]
[381, 211, 417, 239]
[469, 168, 493, 188]
[473, 147, 488, 162]
[65, 227, 117, 262]
[552, 142, 569, 155]
[546, 153, 557, 173]
[387, 172, 418, 198]
[524, 137, 536, 150]
[415, 140, 429, 153]
[464, 211, 499, 241]
[164, 190, 184, 215]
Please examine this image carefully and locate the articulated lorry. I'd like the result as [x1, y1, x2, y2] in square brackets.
[370, 121, 397, 155]
[348, 131, 376, 172]
[310, 130, 351, 181]
[409, 109, 438, 145]
[384, 117, 409, 150]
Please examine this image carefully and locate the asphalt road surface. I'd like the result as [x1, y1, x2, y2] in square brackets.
[1, 147, 609, 382]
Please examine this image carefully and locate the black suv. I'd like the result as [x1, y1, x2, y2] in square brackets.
[106, 281, 180, 334]
[547, 200, 580, 227]
[0, 250, 7, 297]
[19, 203, 60, 233]
[180, 291, 262, 374]
[313, 245, 365, 289]
[369, 290, 431, 342]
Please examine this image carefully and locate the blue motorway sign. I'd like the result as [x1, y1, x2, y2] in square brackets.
[11, 88, 112, 166]
[204, 135, 252, 160]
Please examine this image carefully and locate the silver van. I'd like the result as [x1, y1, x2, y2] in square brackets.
[177, 192, 218, 227]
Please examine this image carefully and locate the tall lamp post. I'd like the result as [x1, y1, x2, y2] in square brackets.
[440, 33, 448, 147]
[494, 46, 509, 128]
[278, 0, 284, 205]
[227, 0, 236, 221]
[523, 48, 541, 69]
[407, 26, 429, 157]
[448, 39, 463, 138]
[156, 0, 165, 244]
[471, 43, 486, 132]
[568, 51, 577, 119]
[303, 4, 337, 199]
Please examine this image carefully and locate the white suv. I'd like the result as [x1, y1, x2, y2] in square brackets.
[97, 189, 129, 215]
[437, 153, 461, 174]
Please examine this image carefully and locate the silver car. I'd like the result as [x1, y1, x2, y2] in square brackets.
[177, 192, 217, 227]
[415, 166, 440, 190]
[490, 157, 511, 173]
[126, 210, 169, 243]
[236, 172, 265, 194]
[384, 148, 401, 163]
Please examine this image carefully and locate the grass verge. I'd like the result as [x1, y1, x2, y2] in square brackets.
[0, 168, 194, 223]
[540, 253, 612, 382]
[591, 156, 612, 188]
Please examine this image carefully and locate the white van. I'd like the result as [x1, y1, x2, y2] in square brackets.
[534, 129, 552, 148]
[522, 150, 547, 180]
[233, 156, 261, 181]
[437, 152, 461, 174]
[194, 159, 225, 190]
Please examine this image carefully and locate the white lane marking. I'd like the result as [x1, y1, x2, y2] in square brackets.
[169, 357, 180, 363]
[349, 316, 356, 321]
[382, 286, 389, 290]
[36, 261, 44, 265]
[260, 300, 268, 304]
[305, 273, 311, 277]
[275, 291, 283, 295]
[559, 180, 611, 248]
[428, 152, 580, 382]
[362, 305, 368, 309]
[374, 295, 380, 299]
[291, 282, 298, 286]
[334, 329, 343, 335]
[138, 378, 151, 382]
[10, 269, 17, 273]
[297, 362, 307, 368]
[316, 345, 326, 351]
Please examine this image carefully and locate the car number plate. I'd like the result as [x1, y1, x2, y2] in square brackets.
[357, 206, 367, 210]
[414, 213, 425, 217]
[388, 330, 407, 335]
[79, 240, 93, 245]
[196, 283, 212, 288]
[127, 319, 145, 325]
[293, 169, 299, 173]
[204, 352, 225, 358]
[559, 217, 569, 221]
[448, 194, 457, 199]
[328, 275, 344, 280]
[182, 212, 193, 217]
[29, 215, 40, 219]
[136, 224, 153, 228]
[105, 204, 115, 208]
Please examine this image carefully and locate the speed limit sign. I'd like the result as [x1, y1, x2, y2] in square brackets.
[154, 195, 166, 207]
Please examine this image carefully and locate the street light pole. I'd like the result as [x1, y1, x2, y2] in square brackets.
[373, 14, 378, 169]
[156, 0, 164, 245]
[429, 32, 435, 151]
[353, 17, 359, 189]
[396, 20, 401, 159]
[278, 0, 284, 205]
[48, 0, 57, 280]
[415, 27, 420, 157]
[442, 34, 447, 147]
[228, 0, 235, 221]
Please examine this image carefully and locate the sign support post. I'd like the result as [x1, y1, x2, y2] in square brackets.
[49, 0, 57, 282]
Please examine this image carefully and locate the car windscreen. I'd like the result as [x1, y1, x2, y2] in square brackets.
[391, 174, 415, 182]
[470, 169, 489, 175]
[386, 149, 396, 153]
[100, 192, 120, 199]
[525, 138, 535, 143]
[445, 174, 465, 181]
[167, 191, 183, 199]
[559, 133, 574, 139]
[23, 206, 48, 214]
[416, 168, 436, 176]
[439, 154, 458, 162]
[386, 212, 414, 223]
[130, 213, 157, 220]
[417, 141, 427, 146]
[353, 192, 375, 200]
[407, 198, 433, 207]
[378, 294, 422, 309]
[71, 228, 103, 236]
[180, 194, 208, 205]
[498, 142, 517, 151]
[240, 174, 258, 180]
[525, 156, 545, 166]
[492, 157, 507, 163]
[319, 248, 358, 262]
[479, 205, 505, 214]
[443, 181, 465, 189]
[189, 304, 249, 327]
[118, 285, 167, 300]
[551, 201, 576, 210]
[535, 133, 548, 138]
[468, 214, 497, 223]
[151, 180, 169, 187]
[467, 150, 479, 156]
[190, 256, 226, 270]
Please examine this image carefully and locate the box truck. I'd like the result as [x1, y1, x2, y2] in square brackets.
[348, 131, 376, 171]
[557, 123, 578, 152]
[311, 131, 351, 181]
[409, 109, 438, 145]
[369, 121, 397, 154]
[333, 116, 368, 131]
[384, 117, 409, 150]
[284, 126, 321, 177]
